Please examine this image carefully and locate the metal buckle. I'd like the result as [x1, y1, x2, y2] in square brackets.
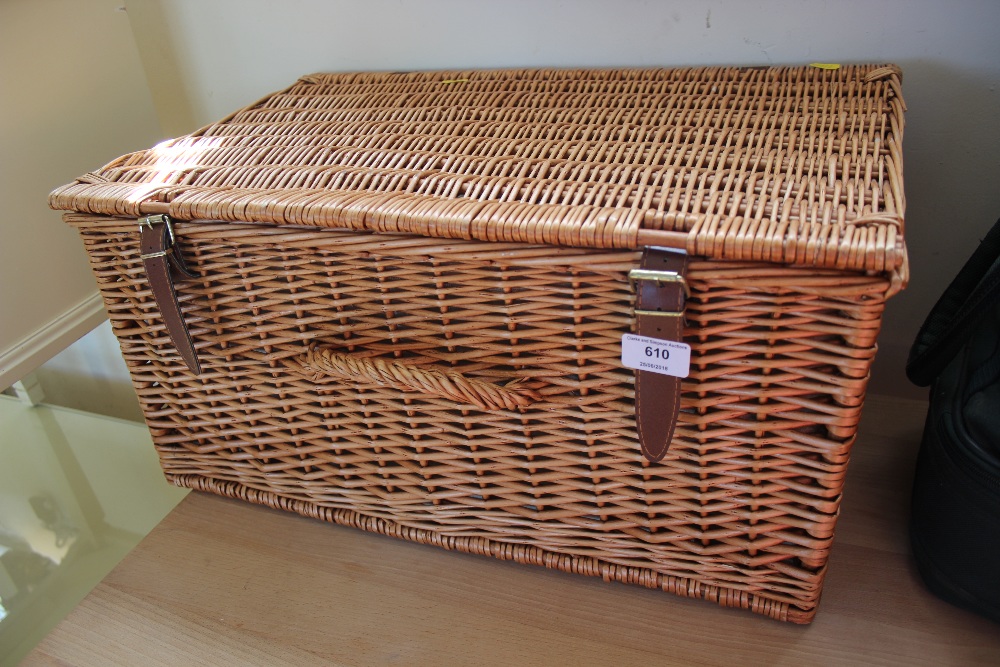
[629, 268, 689, 317]
[628, 268, 690, 297]
[139, 214, 178, 260]
[138, 214, 176, 245]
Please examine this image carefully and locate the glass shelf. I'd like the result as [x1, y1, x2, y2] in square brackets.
[0, 397, 187, 665]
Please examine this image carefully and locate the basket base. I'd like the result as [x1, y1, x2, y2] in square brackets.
[167, 473, 817, 624]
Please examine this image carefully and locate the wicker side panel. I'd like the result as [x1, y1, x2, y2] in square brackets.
[69, 214, 888, 623]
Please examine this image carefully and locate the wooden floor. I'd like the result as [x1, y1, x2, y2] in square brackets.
[24, 396, 1000, 666]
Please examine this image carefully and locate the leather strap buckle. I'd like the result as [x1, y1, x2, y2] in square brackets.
[628, 268, 690, 297]
[139, 213, 175, 235]
[629, 269, 689, 317]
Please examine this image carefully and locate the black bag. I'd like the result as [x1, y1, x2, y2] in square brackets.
[906, 217, 1000, 624]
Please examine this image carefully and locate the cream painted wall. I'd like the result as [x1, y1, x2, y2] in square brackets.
[0, 0, 164, 389]
[88, 0, 990, 399]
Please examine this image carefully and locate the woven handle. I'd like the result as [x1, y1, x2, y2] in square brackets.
[285, 347, 542, 411]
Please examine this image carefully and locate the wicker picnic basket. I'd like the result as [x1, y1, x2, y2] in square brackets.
[50, 64, 907, 623]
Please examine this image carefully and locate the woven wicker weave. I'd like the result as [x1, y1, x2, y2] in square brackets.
[52, 65, 907, 623]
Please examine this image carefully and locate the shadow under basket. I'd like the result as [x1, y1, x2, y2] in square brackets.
[51, 65, 908, 623]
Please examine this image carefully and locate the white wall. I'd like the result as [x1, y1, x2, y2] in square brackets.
[122, 0, 1000, 398]
[0, 0, 164, 388]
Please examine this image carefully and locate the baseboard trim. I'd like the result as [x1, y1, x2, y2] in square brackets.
[0, 293, 107, 389]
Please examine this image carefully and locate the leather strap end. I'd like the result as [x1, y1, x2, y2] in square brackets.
[140, 218, 202, 375]
[633, 248, 688, 462]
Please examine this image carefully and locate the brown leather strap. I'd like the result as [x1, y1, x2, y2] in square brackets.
[139, 215, 201, 374]
[632, 248, 689, 462]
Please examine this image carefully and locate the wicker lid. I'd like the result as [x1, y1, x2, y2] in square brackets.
[51, 65, 906, 276]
